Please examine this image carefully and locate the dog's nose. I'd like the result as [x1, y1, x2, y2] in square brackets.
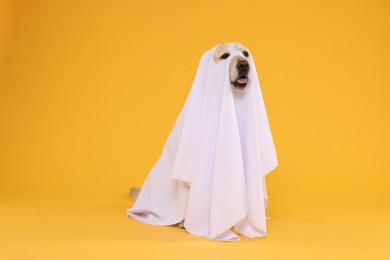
[237, 60, 250, 72]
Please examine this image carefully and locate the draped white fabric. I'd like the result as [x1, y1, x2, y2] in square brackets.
[127, 43, 278, 241]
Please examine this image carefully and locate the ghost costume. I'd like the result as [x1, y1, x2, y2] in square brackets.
[127, 43, 278, 241]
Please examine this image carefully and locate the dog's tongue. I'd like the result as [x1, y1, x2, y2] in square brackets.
[237, 77, 248, 84]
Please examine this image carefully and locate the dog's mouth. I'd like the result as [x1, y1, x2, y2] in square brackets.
[232, 74, 249, 89]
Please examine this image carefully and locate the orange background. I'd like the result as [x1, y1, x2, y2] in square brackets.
[0, 0, 389, 259]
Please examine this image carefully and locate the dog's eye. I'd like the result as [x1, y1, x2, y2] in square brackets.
[220, 53, 230, 60]
[243, 51, 249, 57]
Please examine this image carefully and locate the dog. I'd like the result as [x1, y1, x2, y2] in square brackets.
[127, 42, 277, 240]
[213, 42, 251, 90]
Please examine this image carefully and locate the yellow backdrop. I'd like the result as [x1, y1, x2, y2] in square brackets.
[1, 0, 389, 205]
[0, 0, 389, 258]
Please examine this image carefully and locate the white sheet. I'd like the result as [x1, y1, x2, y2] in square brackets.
[127, 43, 278, 241]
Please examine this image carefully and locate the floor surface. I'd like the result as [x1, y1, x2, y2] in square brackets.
[1, 194, 389, 259]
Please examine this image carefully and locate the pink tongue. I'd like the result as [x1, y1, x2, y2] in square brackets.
[237, 78, 248, 84]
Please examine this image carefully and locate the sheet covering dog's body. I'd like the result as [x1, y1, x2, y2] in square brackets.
[127, 43, 278, 241]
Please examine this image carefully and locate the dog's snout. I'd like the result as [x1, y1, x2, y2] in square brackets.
[237, 60, 250, 72]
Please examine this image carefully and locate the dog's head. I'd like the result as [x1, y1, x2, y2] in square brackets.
[213, 42, 251, 90]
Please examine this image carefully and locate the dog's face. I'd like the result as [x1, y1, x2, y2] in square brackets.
[213, 42, 251, 90]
